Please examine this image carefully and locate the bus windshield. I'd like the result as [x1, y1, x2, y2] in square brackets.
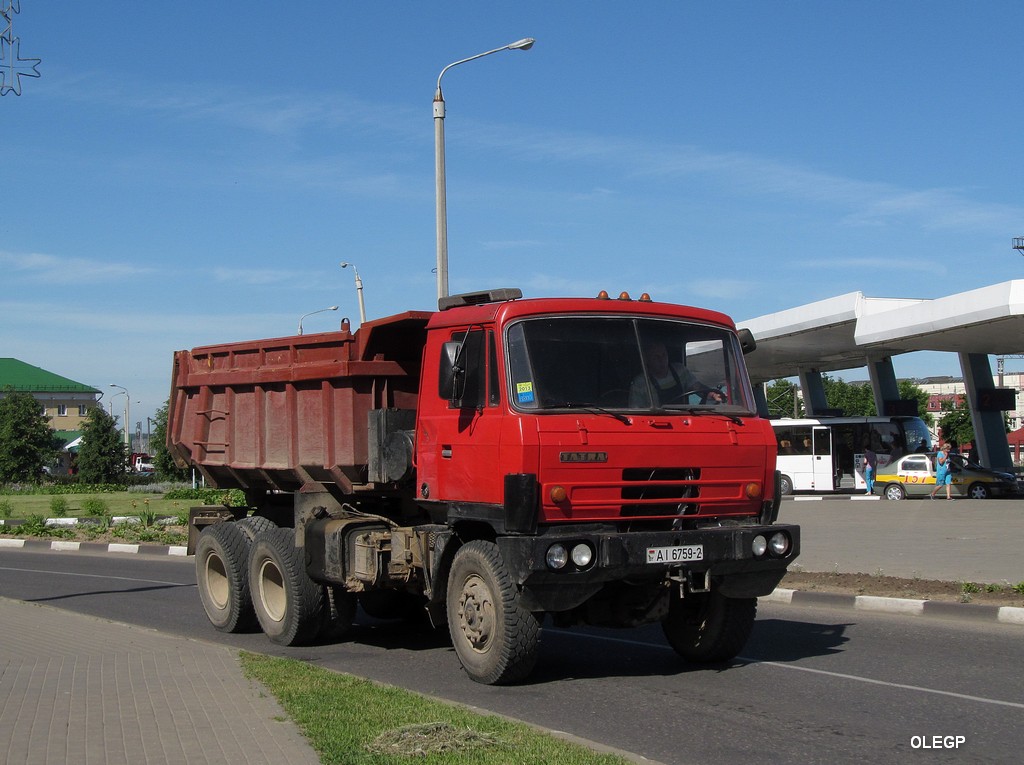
[506, 316, 755, 413]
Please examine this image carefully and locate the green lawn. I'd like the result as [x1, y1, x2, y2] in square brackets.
[0, 490, 193, 544]
[240, 652, 634, 765]
[0, 492, 181, 518]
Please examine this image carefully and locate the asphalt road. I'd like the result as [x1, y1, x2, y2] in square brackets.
[1, 548, 1021, 765]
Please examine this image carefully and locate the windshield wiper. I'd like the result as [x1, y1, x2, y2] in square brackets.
[546, 402, 632, 425]
[661, 404, 745, 425]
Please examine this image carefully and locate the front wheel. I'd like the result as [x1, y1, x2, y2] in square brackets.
[446, 540, 541, 685]
[778, 474, 794, 496]
[662, 590, 756, 663]
[884, 483, 906, 501]
[249, 527, 326, 646]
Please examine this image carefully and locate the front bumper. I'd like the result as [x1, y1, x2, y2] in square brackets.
[497, 522, 799, 612]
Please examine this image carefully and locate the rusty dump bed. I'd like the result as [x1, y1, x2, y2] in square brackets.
[167, 311, 431, 493]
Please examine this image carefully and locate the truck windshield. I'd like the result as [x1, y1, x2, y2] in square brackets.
[506, 316, 755, 413]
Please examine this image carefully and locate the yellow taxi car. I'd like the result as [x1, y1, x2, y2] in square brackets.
[873, 452, 1019, 500]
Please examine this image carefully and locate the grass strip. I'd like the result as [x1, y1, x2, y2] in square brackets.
[240, 652, 634, 765]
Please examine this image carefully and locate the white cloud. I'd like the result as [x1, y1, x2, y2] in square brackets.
[468, 123, 1024, 235]
[0, 251, 156, 284]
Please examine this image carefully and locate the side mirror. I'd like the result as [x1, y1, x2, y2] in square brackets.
[438, 340, 465, 404]
[737, 328, 756, 355]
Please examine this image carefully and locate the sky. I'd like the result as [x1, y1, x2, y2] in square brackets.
[3, 1, 1023, 431]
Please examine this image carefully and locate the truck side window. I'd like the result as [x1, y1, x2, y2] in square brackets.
[438, 329, 486, 409]
[488, 331, 499, 407]
[460, 329, 485, 409]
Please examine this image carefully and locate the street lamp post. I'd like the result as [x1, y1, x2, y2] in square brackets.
[297, 306, 339, 335]
[109, 384, 130, 449]
[434, 37, 535, 302]
[340, 262, 367, 325]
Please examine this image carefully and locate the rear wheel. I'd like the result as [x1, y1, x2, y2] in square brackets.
[195, 522, 258, 633]
[249, 527, 326, 646]
[884, 483, 906, 501]
[447, 540, 540, 685]
[319, 586, 358, 641]
[662, 590, 756, 663]
[967, 482, 989, 500]
[236, 514, 277, 540]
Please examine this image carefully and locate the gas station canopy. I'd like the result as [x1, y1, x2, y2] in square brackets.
[740, 280, 1024, 384]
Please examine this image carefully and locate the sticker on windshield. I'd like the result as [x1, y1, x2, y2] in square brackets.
[516, 382, 535, 404]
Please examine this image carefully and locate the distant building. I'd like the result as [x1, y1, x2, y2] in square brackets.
[0, 357, 102, 445]
[915, 374, 1024, 434]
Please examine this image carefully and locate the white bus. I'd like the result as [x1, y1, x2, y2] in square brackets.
[771, 416, 933, 494]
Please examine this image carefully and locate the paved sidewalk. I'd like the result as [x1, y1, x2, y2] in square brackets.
[0, 596, 321, 765]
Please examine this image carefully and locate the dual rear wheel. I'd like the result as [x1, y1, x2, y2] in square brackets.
[195, 521, 356, 646]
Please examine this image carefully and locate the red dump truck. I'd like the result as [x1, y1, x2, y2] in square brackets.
[168, 288, 798, 684]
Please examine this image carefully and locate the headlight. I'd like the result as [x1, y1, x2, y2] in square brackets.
[751, 535, 767, 557]
[546, 544, 568, 570]
[769, 532, 790, 556]
[571, 543, 594, 568]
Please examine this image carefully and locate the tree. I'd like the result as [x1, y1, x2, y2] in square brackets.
[0, 387, 59, 483]
[765, 379, 802, 418]
[936, 401, 975, 449]
[151, 401, 189, 480]
[822, 374, 875, 416]
[897, 379, 933, 427]
[76, 406, 128, 483]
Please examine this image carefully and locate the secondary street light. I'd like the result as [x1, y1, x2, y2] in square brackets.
[297, 306, 338, 335]
[434, 37, 535, 302]
[340, 262, 367, 325]
[109, 384, 130, 448]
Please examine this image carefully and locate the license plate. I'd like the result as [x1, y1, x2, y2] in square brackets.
[646, 545, 703, 564]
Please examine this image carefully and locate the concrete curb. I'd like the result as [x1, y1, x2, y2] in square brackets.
[0, 537, 187, 556]
[763, 587, 1024, 626]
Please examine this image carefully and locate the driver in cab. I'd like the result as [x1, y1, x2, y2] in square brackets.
[629, 341, 724, 408]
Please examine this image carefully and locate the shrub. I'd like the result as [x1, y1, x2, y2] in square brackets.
[82, 497, 109, 517]
[49, 496, 70, 517]
[0, 483, 126, 496]
[127, 481, 190, 495]
[0, 498, 12, 518]
[163, 488, 247, 507]
[15, 514, 73, 538]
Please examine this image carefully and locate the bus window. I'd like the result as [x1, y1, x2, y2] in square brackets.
[813, 428, 830, 456]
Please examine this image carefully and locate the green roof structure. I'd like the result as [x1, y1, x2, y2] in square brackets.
[0, 358, 101, 394]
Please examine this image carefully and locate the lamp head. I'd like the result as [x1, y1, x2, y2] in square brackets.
[509, 37, 535, 50]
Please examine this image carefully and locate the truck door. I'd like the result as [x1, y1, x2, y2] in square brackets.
[812, 426, 835, 491]
[419, 327, 505, 505]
